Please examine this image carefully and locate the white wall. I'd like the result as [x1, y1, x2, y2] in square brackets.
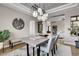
[49, 4, 79, 36]
[42, 21, 52, 34]
[42, 21, 48, 34]
[51, 20, 65, 33]
[30, 20, 36, 35]
[48, 4, 79, 45]
[0, 5, 37, 39]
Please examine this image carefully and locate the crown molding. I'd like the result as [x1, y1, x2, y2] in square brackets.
[1, 3, 78, 18]
[48, 15, 65, 22]
[46, 3, 78, 14]
[1, 3, 32, 16]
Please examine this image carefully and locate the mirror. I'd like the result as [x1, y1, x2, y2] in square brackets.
[12, 18, 25, 30]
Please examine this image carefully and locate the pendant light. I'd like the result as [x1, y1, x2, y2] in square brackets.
[37, 16, 42, 21]
[37, 4, 43, 16]
[32, 4, 48, 21]
[33, 11, 38, 17]
[38, 8, 43, 15]
[41, 4, 48, 21]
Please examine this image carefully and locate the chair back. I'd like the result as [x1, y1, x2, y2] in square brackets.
[45, 32, 61, 53]
[47, 35, 56, 52]
[53, 32, 61, 47]
[54, 35, 59, 45]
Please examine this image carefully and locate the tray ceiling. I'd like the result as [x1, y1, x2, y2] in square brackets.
[21, 3, 67, 10]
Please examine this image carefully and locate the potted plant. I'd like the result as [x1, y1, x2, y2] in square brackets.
[0, 30, 10, 52]
[75, 36, 79, 48]
[68, 28, 76, 36]
[75, 27, 79, 48]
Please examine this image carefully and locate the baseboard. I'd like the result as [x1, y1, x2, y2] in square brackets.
[64, 41, 75, 46]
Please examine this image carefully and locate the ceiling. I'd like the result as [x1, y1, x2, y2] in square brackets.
[2, 3, 77, 21]
[21, 3, 67, 11]
[20, 3, 78, 21]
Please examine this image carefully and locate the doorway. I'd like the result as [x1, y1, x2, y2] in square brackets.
[52, 25, 57, 35]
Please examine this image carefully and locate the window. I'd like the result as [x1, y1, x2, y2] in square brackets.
[70, 16, 79, 35]
[77, 16, 79, 20]
[71, 17, 76, 21]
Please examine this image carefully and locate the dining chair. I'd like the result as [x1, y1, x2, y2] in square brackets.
[53, 32, 62, 54]
[37, 34, 56, 56]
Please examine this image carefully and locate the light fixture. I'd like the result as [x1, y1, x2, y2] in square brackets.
[33, 11, 38, 17]
[32, 4, 48, 21]
[37, 16, 42, 20]
[38, 8, 43, 15]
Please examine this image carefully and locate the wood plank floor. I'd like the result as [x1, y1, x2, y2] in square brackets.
[0, 41, 79, 56]
[58, 39, 79, 56]
[71, 45, 79, 56]
[0, 42, 26, 55]
[63, 44, 79, 56]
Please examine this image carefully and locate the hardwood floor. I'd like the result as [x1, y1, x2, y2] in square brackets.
[64, 44, 79, 56]
[71, 45, 79, 56]
[58, 39, 79, 56]
[0, 42, 26, 55]
[0, 41, 79, 56]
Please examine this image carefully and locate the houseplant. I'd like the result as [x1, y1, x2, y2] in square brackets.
[68, 28, 77, 36]
[0, 30, 10, 52]
[74, 27, 79, 48]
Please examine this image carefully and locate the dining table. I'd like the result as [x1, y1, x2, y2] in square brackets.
[20, 35, 48, 56]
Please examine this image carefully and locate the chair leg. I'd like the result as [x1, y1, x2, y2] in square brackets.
[56, 44, 57, 50]
[47, 53, 49, 56]
[51, 49, 54, 56]
[54, 47, 56, 54]
[33, 47, 35, 56]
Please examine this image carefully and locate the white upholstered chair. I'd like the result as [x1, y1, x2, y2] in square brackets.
[39, 32, 61, 56]
[53, 33, 60, 54]
[38, 34, 56, 56]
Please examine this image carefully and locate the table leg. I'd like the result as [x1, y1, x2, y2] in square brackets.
[37, 45, 40, 56]
[33, 47, 35, 56]
[47, 53, 49, 56]
[3, 42, 4, 53]
[27, 44, 30, 56]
